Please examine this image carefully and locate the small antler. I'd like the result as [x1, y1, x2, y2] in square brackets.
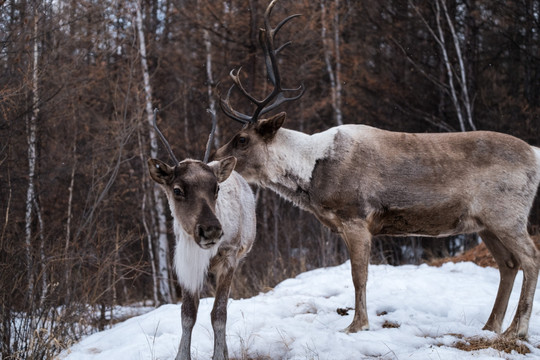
[220, 0, 305, 124]
[203, 108, 217, 163]
[152, 108, 179, 165]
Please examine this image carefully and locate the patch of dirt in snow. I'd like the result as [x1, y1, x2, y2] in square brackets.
[453, 336, 531, 355]
[430, 235, 540, 268]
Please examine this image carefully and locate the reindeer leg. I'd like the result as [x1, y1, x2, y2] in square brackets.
[176, 291, 199, 360]
[479, 230, 519, 334]
[341, 223, 372, 333]
[498, 231, 540, 338]
[211, 266, 235, 360]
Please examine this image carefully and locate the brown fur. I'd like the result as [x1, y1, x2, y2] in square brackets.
[215, 112, 540, 338]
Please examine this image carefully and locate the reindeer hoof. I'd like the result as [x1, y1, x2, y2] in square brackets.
[341, 322, 369, 334]
[502, 326, 528, 340]
[482, 323, 501, 334]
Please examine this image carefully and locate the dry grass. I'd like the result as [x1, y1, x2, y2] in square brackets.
[431, 234, 540, 268]
[381, 320, 400, 329]
[452, 336, 530, 355]
[336, 307, 354, 316]
[230, 355, 273, 360]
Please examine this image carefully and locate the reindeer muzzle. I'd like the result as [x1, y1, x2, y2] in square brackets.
[196, 223, 223, 249]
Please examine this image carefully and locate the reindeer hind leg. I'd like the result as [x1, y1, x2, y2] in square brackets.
[479, 229, 519, 334]
[498, 230, 540, 338]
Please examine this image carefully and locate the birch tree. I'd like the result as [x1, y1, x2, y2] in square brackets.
[25, 11, 41, 302]
[320, 0, 343, 126]
[200, 0, 220, 161]
[64, 125, 77, 302]
[203, 28, 219, 161]
[409, 0, 476, 131]
[135, 0, 173, 304]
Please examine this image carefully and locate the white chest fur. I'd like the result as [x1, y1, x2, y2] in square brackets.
[173, 221, 218, 295]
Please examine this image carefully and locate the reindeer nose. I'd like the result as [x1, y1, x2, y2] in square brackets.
[197, 223, 223, 241]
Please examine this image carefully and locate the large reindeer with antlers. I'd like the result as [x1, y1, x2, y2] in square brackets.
[148, 111, 256, 360]
[214, 0, 540, 339]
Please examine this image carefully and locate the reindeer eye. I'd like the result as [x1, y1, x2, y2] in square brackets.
[236, 136, 249, 147]
[173, 187, 184, 197]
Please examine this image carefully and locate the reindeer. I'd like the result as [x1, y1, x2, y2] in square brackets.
[148, 111, 256, 360]
[214, 0, 540, 339]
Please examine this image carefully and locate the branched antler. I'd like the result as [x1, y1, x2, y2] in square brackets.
[220, 0, 305, 124]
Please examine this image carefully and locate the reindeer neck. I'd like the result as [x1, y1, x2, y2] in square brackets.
[262, 127, 337, 206]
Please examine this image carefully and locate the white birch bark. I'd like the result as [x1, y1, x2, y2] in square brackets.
[410, 0, 468, 132]
[65, 140, 76, 255]
[433, 0, 466, 132]
[25, 13, 40, 299]
[64, 130, 76, 302]
[33, 197, 46, 305]
[320, 0, 343, 126]
[135, 0, 173, 304]
[1, 165, 12, 246]
[439, 0, 476, 130]
[203, 28, 219, 162]
[138, 129, 159, 305]
[332, 0, 343, 126]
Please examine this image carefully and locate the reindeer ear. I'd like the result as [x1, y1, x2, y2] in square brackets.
[148, 158, 174, 185]
[210, 156, 237, 183]
[256, 112, 286, 141]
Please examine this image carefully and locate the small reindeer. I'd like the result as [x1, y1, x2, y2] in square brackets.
[148, 111, 256, 360]
[215, 0, 540, 339]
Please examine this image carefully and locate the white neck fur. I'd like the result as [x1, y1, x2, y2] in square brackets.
[173, 219, 218, 295]
[264, 127, 338, 190]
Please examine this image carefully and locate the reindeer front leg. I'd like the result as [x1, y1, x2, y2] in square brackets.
[341, 223, 372, 333]
[211, 266, 235, 360]
[176, 291, 200, 360]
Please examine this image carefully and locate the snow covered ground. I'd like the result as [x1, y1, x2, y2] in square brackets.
[61, 262, 540, 359]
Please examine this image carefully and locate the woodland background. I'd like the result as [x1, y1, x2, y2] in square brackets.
[1, 0, 539, 358]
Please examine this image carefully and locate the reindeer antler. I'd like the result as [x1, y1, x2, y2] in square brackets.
[220, 0, 305, 125]
[152, 108, 179, 165]
[203, 108, 217, 163]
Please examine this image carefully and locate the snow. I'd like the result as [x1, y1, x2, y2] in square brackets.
[61, 262, 540, 359]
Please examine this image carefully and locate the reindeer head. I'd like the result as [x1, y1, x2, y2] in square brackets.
[148, 108, 237, 249]
[148, 157, 237, 249]
[214, 112, 285, 182]
[214, 0, 302, 182]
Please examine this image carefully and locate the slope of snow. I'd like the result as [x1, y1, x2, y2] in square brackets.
[61, 262, 540, 359]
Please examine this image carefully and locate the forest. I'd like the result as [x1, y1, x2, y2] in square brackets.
[1, 0, 539, 358]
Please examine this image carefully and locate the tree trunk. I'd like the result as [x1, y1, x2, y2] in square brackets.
[138, 128, 159, 306]
[64, 130, 76, 302]
[198, 0, 222, 176]
[25, 13, 40, 302]
[135, 0, 173, 304]
[332, 0, 343, 125]
[409, 0, 476, 132]
[439, 0, 475, 131]
[321, 0, 343, 126]
[34, 196, 46, 306]
[202, 16, 218, 161]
